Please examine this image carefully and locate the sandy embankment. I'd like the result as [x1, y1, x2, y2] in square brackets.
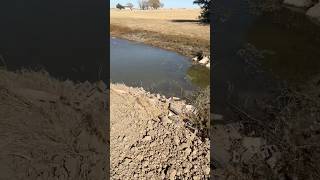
[0, 70, 210, 179]
[110, 84, 210, 179]
[0, 70, 109, 179]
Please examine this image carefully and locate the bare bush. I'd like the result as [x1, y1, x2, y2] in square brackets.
[138, 0, 149, 10]
[148, 0, 161, 9]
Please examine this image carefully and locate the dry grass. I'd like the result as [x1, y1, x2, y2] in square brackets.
[110, 9, 210, 57]
[110, 9, 209, 40]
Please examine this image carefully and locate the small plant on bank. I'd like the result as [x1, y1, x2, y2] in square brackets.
[188, 86, 210, 138]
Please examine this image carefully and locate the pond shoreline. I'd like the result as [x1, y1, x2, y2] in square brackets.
[110, 24, 210, 59]
[110, 37, 211, 98]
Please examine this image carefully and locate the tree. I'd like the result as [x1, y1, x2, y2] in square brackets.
[138, 0, 149, 10]
[148, 0, 161, 9]
[194, 0, 211, 23]
[126, 2, 134, 10]
[116, 3, 125, 10]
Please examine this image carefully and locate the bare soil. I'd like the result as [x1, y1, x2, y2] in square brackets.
[0, 70, 210, 179]
[0, 70, 109, 179]
[110, 9, 210, 57]
[110, 84, 210, 179]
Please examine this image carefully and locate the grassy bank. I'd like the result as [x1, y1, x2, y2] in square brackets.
[110, 9, 210, 57]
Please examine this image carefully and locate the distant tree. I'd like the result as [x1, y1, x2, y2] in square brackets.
[138, 0, 149, 10]
[148, 0, 161, 9]
[126, 2, 134, 10]
[116, 3, 125, 10]
[194, 0, 211, 23]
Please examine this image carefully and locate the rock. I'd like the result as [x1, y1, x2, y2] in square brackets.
[137, 154, 144, 161]
[161, 116, 173, 125]
[179, 143, 190, 150]
[204, 167, 210, 175]
[169, 103, 182, 115]
[172, 97, 181, 101]
[142, 136, 152, 142]
[283, 0, 312, 7]
[192, 57, 199, 62]
[199, 56, 210, 65]
[185, 148, 192, 156]
[193, 176, 201, 180]
[174, 136, 180, 145]
[168, 115, 180, 123]
[142, 160, 148, 167]
[307, 3, 320, 21]
[168, 111, 175, 117]
[169, 169, 177, 180]
[184, 105, 197, 114]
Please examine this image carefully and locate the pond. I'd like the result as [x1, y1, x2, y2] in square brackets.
[110, 38, 210, 98]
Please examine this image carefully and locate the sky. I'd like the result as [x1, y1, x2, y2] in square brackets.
[110, 0, 199, 9]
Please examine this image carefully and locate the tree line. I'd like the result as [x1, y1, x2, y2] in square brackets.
[116, 0, 164, 10]
[138, 0, 164, 10]
[115, 0, 211, 23]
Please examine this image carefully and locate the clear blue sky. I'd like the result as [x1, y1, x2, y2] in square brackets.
[110, 0, 199, 8]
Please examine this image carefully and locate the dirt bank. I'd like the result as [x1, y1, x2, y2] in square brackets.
[0, 69, 210, 179]
[0, 69, 109, 179]
[110, 84, 210, 179]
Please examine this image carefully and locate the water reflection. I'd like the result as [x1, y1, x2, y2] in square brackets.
[110, 38, 210, 98]
[186, 65, 210, 88]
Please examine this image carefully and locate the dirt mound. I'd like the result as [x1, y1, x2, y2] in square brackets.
[0, 70, 210, 179]
[110, 84, 210, 179]
[0, 70, 108, 179]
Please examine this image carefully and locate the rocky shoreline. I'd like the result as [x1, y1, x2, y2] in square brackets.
[192, 55, 211, 69]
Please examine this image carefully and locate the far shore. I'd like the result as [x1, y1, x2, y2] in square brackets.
[110, 9, 210, 58]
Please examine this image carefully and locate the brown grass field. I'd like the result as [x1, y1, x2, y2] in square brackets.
[110, 9, 210, 57]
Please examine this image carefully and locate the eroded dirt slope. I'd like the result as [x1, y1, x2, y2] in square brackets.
[110, 84, 210, 179]
[0, 70, 108, 179]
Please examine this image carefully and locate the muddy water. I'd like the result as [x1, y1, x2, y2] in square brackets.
[213, 0, 320, 120]
[110, 38, 210, 98]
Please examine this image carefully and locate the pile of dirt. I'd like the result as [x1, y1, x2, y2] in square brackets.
[110, 84, 210, 179]
[0, 70, 108, 179]
[212, 74, 320, 179]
